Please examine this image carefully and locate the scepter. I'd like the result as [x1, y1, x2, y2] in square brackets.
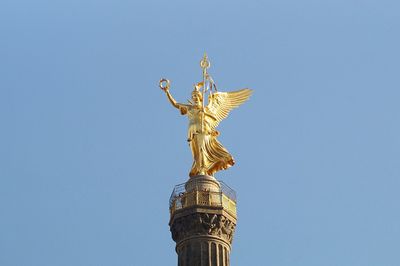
[199, 53, 210, 133]
[200, 53, 210, 106]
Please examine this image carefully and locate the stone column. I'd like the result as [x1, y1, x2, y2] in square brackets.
[169, 175, 237, 266]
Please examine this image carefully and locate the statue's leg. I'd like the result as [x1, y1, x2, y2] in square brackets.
[198, 133, 209, 175]
[189, 133, 207, 176]
[189, 135, 202, 176]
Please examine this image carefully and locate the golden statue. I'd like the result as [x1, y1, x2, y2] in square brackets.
[160, 54, 252, 177]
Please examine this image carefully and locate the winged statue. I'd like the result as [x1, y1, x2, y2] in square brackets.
[159, 54, 252, 177]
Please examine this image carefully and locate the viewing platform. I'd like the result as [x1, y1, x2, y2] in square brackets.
[169, 179, 237, 217]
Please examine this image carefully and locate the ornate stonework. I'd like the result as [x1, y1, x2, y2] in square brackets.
[170, 213, 236, 245]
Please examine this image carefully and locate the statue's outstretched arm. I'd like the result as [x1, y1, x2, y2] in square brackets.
[165, 90, 180, 109]
[166, 90, 189, 115]
[159, 78, 188, 115]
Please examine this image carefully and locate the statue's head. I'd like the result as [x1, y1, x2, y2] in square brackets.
[191, 90, 203, 106]
[191, 82, 204, 106]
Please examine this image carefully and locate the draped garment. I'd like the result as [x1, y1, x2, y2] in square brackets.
[180, 105, 235, 177]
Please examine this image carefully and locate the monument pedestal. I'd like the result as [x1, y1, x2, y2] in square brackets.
[169, 175, 237, 266]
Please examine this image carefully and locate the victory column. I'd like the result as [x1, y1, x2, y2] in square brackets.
[160, 54, 252, 266]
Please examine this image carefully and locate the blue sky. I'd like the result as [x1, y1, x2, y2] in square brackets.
[1, 0, 400, 265]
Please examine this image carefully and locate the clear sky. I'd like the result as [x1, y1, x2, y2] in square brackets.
[1, 0, 400, 265]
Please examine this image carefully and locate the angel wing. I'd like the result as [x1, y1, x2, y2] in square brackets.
[205, 88, 252, 130]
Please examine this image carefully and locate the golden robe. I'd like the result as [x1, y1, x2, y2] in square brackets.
[179, 105, 234, 177]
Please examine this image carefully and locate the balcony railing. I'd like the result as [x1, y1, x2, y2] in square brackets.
[169, 181, 237, 217]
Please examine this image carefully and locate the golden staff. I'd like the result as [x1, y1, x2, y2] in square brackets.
[200, 53, 210, 108]
[199, 53, 210, 133]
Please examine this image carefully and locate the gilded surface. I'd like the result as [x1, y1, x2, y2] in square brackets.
[170, 189, 237, 217]
[160, 54, 252, 177]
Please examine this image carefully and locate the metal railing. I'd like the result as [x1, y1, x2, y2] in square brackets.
[169, 180, 237, 217]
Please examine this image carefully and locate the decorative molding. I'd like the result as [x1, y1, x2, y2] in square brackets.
[171, 213, 236, 245]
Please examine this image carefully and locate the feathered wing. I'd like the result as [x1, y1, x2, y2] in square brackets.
[205, 88, 252, 130]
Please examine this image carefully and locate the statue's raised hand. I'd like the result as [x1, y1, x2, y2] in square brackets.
[159, 78, 170, 92]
